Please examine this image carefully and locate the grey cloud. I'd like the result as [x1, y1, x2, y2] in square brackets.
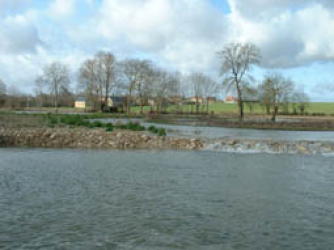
[0, 18, 41, 54]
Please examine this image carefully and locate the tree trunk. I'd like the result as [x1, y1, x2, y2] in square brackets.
[236, 85, 243, 120]
[271, 106, 278, 122]
[140, 97, 144, 114]
[206, 100, 209, 114]
[126, 94, 131, 115]
[100, 91, 103, 112]
[55, 89, 58, 114]
[266, 105, 270, 115]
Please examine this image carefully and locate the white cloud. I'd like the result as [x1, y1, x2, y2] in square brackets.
[49, 0, 77, 18]
[95, 0, 226, 72]
[227, 2, 334, 68]
[1, 0, 334, 95]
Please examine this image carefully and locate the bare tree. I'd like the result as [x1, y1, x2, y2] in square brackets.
[78, 59, 99, 110]
[40, 62, 71, 112]
[121, 59, 151, 115]
[218, 43, 261, 119]
[294, 91, 310, 115]
[260, 73, 294, 122]
[150, 69, 177, 114]
[0, 79, 6, 96]
[95, 51, 116, 111]
[6, 84, 22, 109]
[0, 79, 7, 107]
[189, 73, 205, 114]
[188, 73, 218, 114]
[243, 86, 258, 115]
[34, 76, 46, 107]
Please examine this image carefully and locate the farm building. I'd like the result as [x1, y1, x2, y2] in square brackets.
[75, 97, 86, 109]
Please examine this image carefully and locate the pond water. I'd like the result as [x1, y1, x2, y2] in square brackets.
[95, 118, 334, 142]
[1, 149, 334, 249]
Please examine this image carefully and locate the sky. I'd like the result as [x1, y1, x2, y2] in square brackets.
[0, 0, 334, 101]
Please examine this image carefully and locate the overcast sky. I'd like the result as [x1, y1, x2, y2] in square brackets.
[0, 0, 334, 100]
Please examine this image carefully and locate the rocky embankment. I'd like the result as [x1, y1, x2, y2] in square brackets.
[0, 127, 204, 150]
[1, 127, 334, 155]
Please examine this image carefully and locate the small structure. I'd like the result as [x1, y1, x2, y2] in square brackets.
[75, 97, 86, 109]
[148, 98, 156, 106]
[206, 97, 217, 104]
[224, 96, 237, 104]
[188, 96, 204, 104]
[100, 97, 113, 107]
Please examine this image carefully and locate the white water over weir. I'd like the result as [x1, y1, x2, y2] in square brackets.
[202, 139, 334, 156]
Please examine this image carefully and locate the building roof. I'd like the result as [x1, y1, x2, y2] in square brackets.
[76, 97, 85, 102]
[225, 96, 237, 101]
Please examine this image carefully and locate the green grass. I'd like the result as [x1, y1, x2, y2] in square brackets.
[3, 101, 334, 116]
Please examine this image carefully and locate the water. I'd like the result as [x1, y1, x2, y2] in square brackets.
[95, 118, 334, 142]
[1, 149, 334, 249]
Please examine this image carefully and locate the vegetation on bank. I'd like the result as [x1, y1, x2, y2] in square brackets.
[45, 114, 166, 136]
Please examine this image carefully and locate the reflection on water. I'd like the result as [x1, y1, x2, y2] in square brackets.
[1, 149, 334, 249]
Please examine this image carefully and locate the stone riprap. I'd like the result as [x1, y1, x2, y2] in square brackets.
[0, 127, 203, 150]
[1, 127, 334, 155]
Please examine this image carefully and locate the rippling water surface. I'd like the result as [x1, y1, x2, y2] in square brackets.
[1, 149, 334, 249]
[94, 118, 334, 141]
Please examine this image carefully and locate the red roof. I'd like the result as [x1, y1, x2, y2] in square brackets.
[225, 96, 237, 102]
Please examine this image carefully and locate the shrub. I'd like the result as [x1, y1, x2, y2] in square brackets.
[157, 128, 166, 136]
[92, 121, 104, 128]
[105, 123, 114, 129]
[76, 119, 90, 127]
[148, 125, 158, 133]
[105, 126, 113, 132]
[87, 123, 95, 129]
[49, 117, 58, 125]
[312, 112, 326, 117]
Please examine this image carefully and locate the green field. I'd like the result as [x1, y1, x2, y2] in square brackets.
[3, 102, 334, 116]
[130, 102, 334, 116]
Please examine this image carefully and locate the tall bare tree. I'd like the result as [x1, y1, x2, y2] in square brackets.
[0, 79, 6, 96]
[121, 59, 151, 115]
[151, 69, 178, 114]
[95, 51, 116, 111]
[40, 62, 70, 112]
[6, 84, 22, 109]
[188, 73, 218, 114]
[79, 59, 99, 110]
[218, 43, 261, 119]
[189, 73, 205, 114]
[201, 76, 219, 114]
[34, 76, 46, 107]
[0, 79, 7, 107]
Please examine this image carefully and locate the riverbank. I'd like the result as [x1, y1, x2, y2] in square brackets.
[2, 127, 334, 155]
[0, 127, 203, 150]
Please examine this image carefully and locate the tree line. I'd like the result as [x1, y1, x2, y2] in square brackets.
[0, 43, 310, 121]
